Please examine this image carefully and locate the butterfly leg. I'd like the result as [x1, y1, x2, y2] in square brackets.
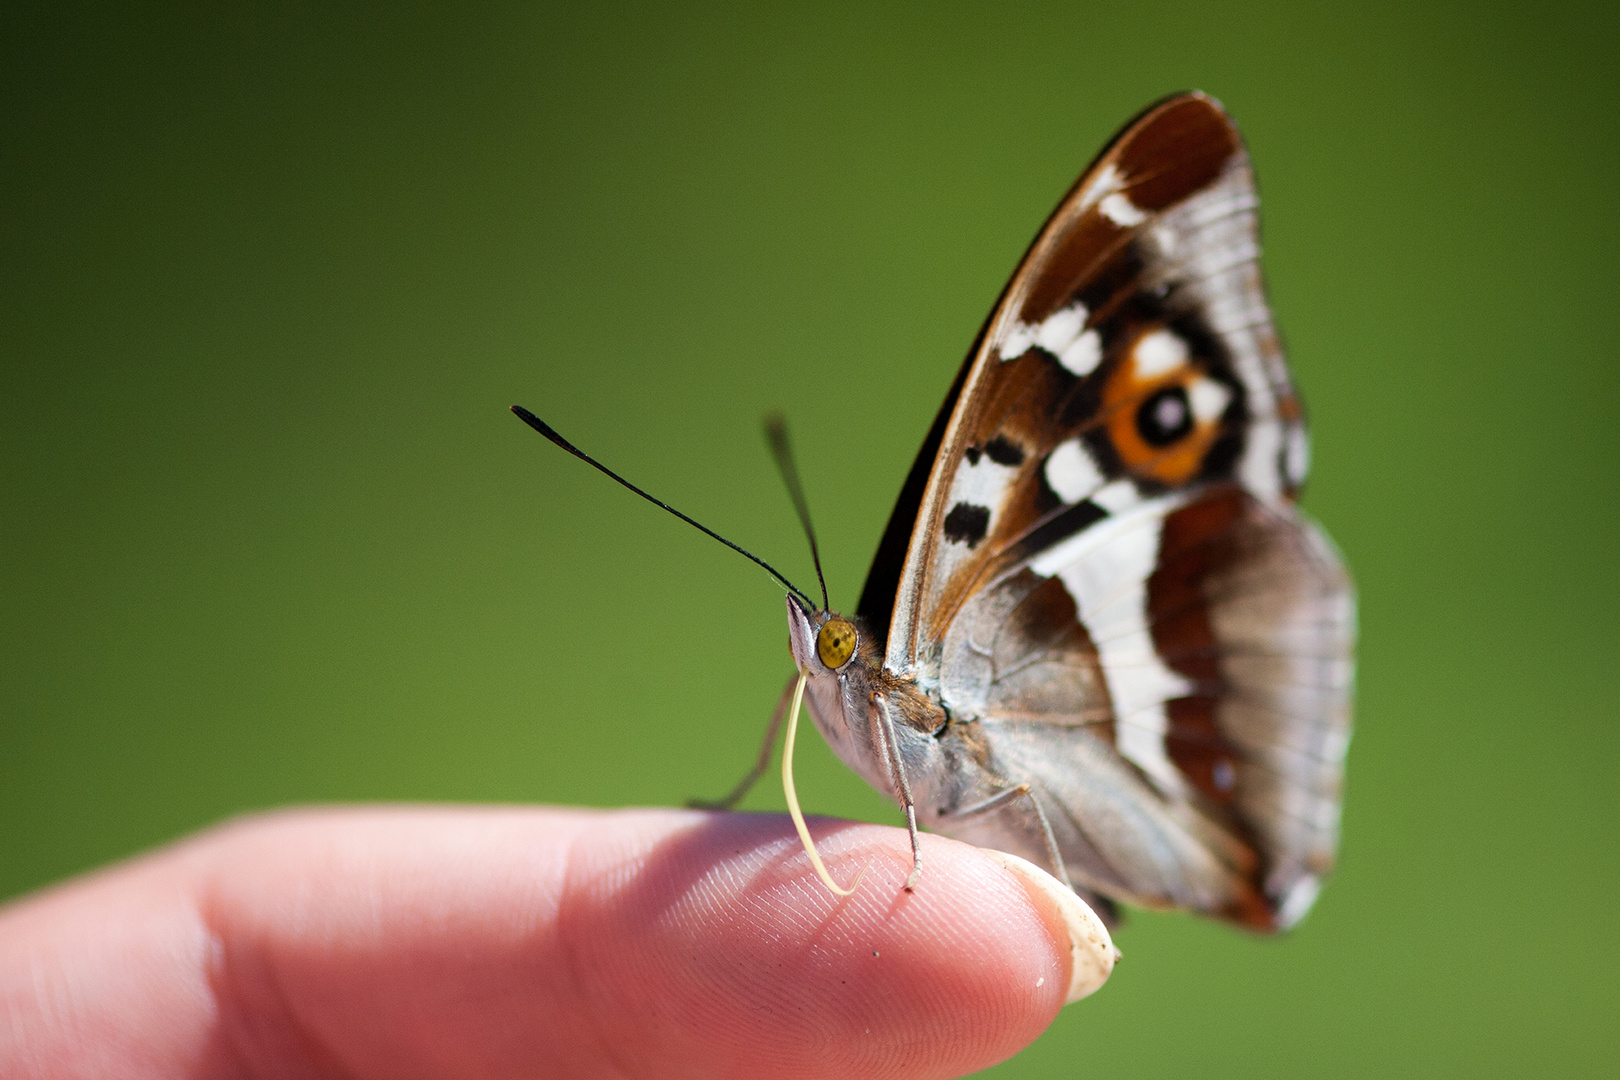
[871, 693, 924, 891]
[686, 673, 796, 810]
[943, 782, 1075, 893]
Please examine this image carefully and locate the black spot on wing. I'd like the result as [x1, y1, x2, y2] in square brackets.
[983, 434, 1025, 466]
[942, 502, 991, 547]
[1012, 499, 1109, 565]
[964, 446, 982, 465]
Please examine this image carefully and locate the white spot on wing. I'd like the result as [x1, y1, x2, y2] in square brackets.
[1285, 421, 1310, 488]
[1188, 376, 1232, 422]
[1133, 329, 1188, 377]
[1044, 439, 1105, 503]
[1003, 301, 1096, 373]
[1078, 163, 1127, 211]
[1239, 416, 1284, 499]
[1099, 191, 1147, 227]
[1059, 330, 1102, 375]
[1275, 873, 1321, 929]
[1036, 304, 1086, 355]
[1000, 321, 1037, 361]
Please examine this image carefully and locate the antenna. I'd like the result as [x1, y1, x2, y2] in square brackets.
[764, 414, 830, 612]
[510, 406, 816, 608]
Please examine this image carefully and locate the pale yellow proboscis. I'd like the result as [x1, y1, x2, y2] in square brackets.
[781, 672, 868, 896]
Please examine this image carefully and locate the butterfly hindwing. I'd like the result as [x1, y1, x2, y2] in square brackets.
[870, 92, 1354, 929]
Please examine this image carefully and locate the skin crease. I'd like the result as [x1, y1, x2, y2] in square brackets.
[0, 807, 1081, 1080]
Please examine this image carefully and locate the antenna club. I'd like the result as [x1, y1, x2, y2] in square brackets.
[512, 405, 562, 441]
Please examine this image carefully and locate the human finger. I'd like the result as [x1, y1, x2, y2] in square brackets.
[0, 805, 1114, 1079]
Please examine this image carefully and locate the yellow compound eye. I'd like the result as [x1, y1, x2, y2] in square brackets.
[816, 616, 858, 669]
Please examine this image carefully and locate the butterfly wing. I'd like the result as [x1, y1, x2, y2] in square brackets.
[861, 93, 1354, 930]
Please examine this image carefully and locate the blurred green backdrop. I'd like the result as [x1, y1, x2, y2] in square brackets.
[4, 2, 1617, 1075]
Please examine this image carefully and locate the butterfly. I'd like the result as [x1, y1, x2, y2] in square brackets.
[518, 91, 1354, 932]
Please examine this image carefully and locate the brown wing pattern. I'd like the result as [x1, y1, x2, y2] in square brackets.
[881, 93, 1354, 929]
[1148, 489, 1353, 922]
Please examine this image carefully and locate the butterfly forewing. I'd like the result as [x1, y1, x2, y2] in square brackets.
[872, 92, 1353, 929]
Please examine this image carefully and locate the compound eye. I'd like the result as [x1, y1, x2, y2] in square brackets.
[816, 617, 857, 669]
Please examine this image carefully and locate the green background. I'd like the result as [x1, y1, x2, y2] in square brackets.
[4, 2, 1616, 1075]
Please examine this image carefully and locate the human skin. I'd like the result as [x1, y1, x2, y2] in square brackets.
[0, 806, 1097, 1079]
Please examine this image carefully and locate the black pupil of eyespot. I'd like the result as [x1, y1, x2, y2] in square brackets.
[1136, 385, 1194, 446]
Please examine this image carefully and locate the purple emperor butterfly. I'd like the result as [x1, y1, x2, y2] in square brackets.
[517, 92, 1354, 932]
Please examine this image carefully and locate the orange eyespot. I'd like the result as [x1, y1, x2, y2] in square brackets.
[816, 617, 857, 669]
[1099, 324, 1230, 486]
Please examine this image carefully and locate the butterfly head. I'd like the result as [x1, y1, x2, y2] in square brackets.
[785, 595, 865, 677]
[783, 594, 898, 786]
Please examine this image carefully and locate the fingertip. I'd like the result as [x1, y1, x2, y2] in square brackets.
[592, 816, 1081, 1077]
[974, 848, 1118, 1003]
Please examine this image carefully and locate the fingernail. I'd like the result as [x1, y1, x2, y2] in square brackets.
[980, 849, 1120, 1003]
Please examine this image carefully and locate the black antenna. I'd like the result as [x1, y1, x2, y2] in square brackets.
[764, 413, 830, 612]
[511, 406, 816, 608]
